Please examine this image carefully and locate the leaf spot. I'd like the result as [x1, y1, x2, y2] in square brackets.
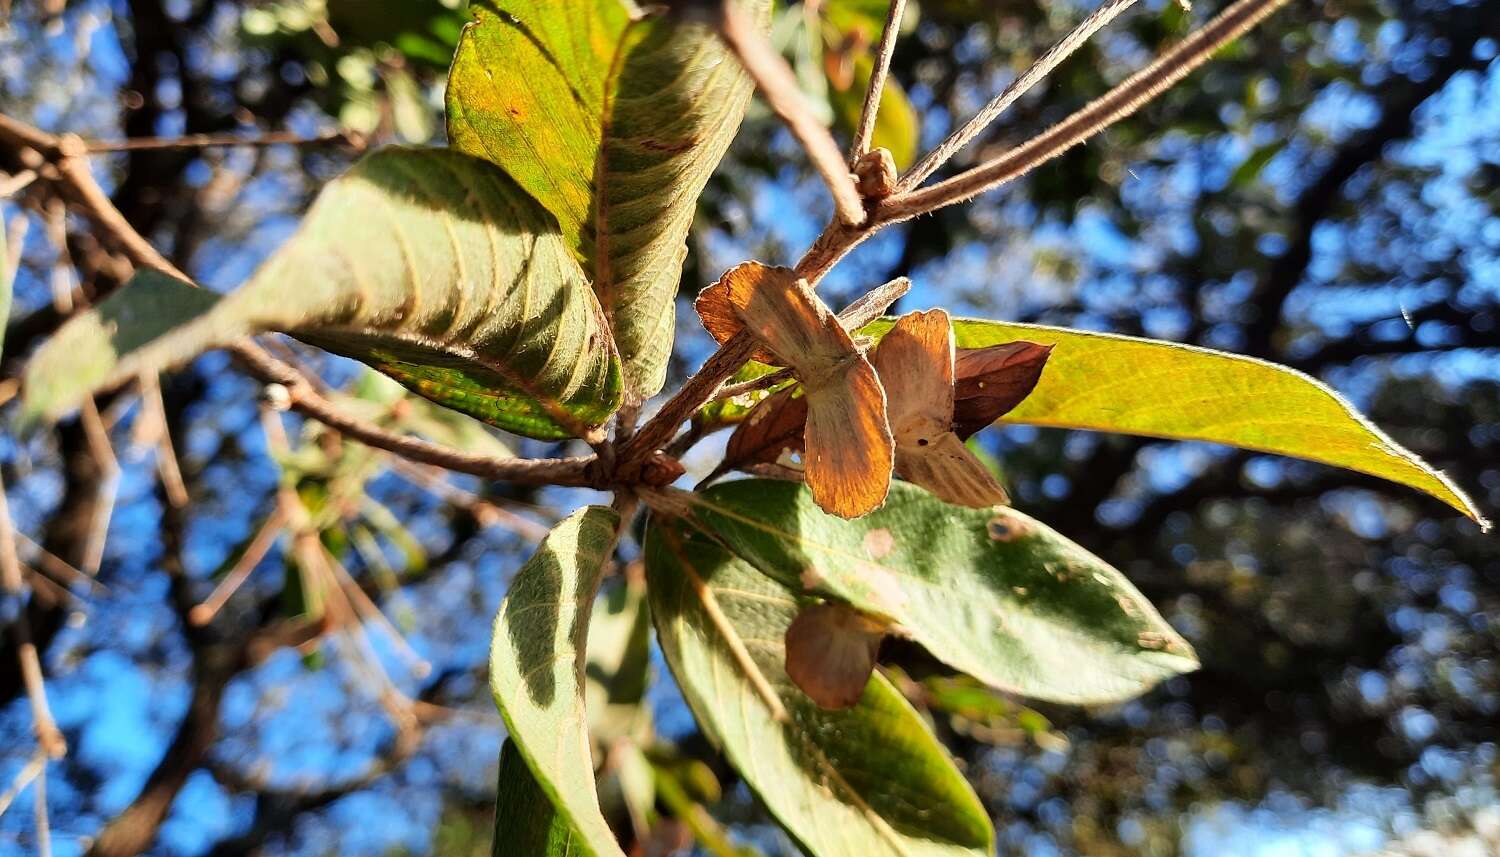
[862, 528, 895, 559]
[987, 515, 1033, 542]
[800, 566, 824, 590]
[1137, 631, 1170, 651]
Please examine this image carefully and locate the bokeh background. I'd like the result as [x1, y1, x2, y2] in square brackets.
[2, 0, 1498, 854]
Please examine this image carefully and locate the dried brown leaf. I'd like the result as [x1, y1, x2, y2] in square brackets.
[952, 342, 1054, 440]
[784, 602, 887, 710]
[805, 360, 892, 518]
[871, 310, 1008, 508]
[698, 262, 892, 518]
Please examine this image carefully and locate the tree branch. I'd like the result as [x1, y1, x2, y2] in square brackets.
[849, 0, 908, 165]
[716, 0, 865, 226]
[885, 0, 1294, 219]
[899, 0, 1139, 190]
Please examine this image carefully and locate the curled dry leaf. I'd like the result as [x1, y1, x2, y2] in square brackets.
[784, 602, 889, 710]
[952, 341, 1054, 439]
[695, 262, 893, 518]
[870, 309, 1009, 508]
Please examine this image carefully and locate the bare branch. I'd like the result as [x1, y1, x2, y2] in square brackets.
[0, 475, 67, 759]
[140, 377, 190, 508]
[83, 129, 362, 153]
[14, 531, 100, 593]
[385, 458, 553, 542]
[716, 0, 866, 226]
[188, 505, 288, 626]
[849, 0, 908, 165]
[78, 398, 120, 575]
[34, 767, 52, 857]
[0, 749, 47, 819]
[900, 0, 1139, 190]
[888, 0, 1294, 216]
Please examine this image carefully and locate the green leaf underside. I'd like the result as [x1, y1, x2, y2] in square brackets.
[645, 516, 995, 857]
[494, 739, 589, 857]
[447, 0, 767, 399]
[684, 480, 1197, 705]
[491, 506, 624, 857]
[23, 148, 623, 440]
[857, 318, 1487, 528]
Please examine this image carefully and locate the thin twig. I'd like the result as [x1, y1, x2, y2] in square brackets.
[849, 0, 908, 164]
[83, 129, 359, 153]
[188, 505, 288, 626]
[0, 750, 47, 819]
[34, 767, 51, 857]
[890, 0, 1294, 214]
[717, 0, 865, 226]
[0, 475, 67, 759]
[78, 397, 119, 575]
[141, 376, 190, 508]
[323, 545, 431, 679]
[385, 458, 552, 542]
[708, 368, 795, 406]
[0, 168, 37, 198]
[14, 531, 100, 594]
[3, 212, 27, 291]
[900, 0, 1140, 190]
[241, 345, 598, 487]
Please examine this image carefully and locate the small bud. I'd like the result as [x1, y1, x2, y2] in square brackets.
[853, 148, 898, 201]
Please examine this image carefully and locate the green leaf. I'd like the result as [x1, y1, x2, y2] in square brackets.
[869, 318, 1486, 528]
[491, 506, 624, 857]
[494, 739, 589, 857]
[645, 516, 995, 857]
[584, 576, 653, 746]
[23, 148, 623, 441]
[681, 479, 1197, 705]
[447, 0, 769, 399]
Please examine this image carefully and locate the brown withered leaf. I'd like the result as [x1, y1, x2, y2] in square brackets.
[695, 263, 910, 365]
[872, 310, 1009, 508]
[784, 602, 888, 710]
[697, 262, 892, 518]
[952, 342, 1054, 440]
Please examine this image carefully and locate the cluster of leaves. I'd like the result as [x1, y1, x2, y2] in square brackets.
[12, 0, 1490, 855]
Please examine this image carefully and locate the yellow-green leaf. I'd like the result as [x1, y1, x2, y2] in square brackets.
[447, 0, 769, 399]
[859, 318, 1488, 528]
[492, 506, 625, 857]
[645, 515, 995, 857]
[24, 148, 623, 441]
